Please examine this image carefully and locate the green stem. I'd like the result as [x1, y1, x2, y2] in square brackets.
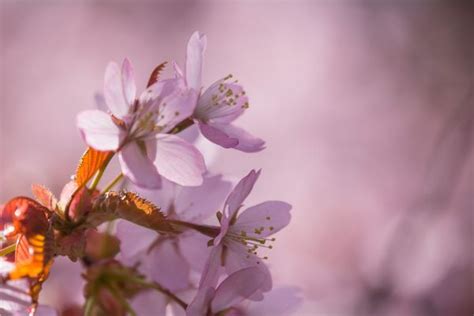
[107, 281, 138, 316]
[102, 173, 124, 193]
[89, 153, 114, 192]
[168, 220, 219, 238]
[84, 296, 95, 316]
[149, 282, 188, 310]
[0, 244, 16, 256]
[127, 276, 188, 310]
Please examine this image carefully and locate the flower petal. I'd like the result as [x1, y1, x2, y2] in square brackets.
[186, 287, 214, 316]
[224, 170, 261, 220]
[147, 239, 190, 291]
[231, 201, 292, 238]
[176, 174, 233, 221]
[139, 78, 181, 115]
[224, 241, 272, 294]
[76, 110, 124, 151]
[104, 61, 131, 118]
[211, 123, 265, 153]
[118, 142, 161, 189]
[152, 134, 206, 186]
[199, 245, 224, 289]
[195, 79, 247, 123]
[121, 58, 137, 106]
[179, 232, 212, 273]
[156, 86, 198, 133]
[115, 220, 156, 264]
[185, 31, 207, 91]
[211, 267, 266, 313]
[177, 123, 200, 143]
[131, 290, 167, 316]
[198, 122, 239, 149]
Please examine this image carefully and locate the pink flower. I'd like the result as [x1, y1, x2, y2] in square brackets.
[187, 267, 267, 316]
[175, 32, 265, 153]
[199, 170, 292, 300]
[77, 58, 206, 188]
[116, 174, 232, 292]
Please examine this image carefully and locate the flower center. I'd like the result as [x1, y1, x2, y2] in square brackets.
[196, 74, 249, 119]
[225, 227, 276, 263]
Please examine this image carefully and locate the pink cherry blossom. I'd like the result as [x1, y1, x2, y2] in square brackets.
[199, 170, 292, 300]
[175, 32, 265, 153]
[130, 289, 168, 316]
[187, 267, 267, 316]
[116, 174, 232, 292]
[77, 58, 206, 188]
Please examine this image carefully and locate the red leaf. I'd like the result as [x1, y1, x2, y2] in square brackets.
[31, 184, 57, 210]
[94, 191, 174, 233]
[146, 62, 167, 88]
[75, 148, 112, 188]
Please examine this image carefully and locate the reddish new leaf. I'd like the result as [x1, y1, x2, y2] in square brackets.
[14, 235, 31, 266]
[75, 147, 112, 188]
[11, 234, 53, 305]
[93, 191, 174, 233]
[3, 197, 53, 308]
[31, 184, 57, 210]
[146, 62, 167, 88]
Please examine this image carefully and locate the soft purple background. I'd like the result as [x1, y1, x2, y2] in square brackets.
[1, 1, 472, 315]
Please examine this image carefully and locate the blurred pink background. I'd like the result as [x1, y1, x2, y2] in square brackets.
[1, 1, 472, 315]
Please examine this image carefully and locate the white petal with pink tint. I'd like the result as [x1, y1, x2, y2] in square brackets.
[196, 80, 247, 124]
[224, 169, 261, 219]
[121, 58, 137, 106]
[156, 87, 198, 133]
[198, 122, 239, 149]
[104, 61, 130, 118]
[198, 245, 224, 289]
[176, 174, 232, 222]
[76, 109, 124, 151]
[186, 287, 214, 316]
[224, 241, 272, 293]
[131, 290, 167, 316]
[118, 142, 161, 189]
[231, 201, 292, 238]
[179, 232, 212, 273]
[152, 134, 206, 186]
[115, 220, 156, 264]
[210, 123, 265, 153]
[148, 239, 190, 291]
[185, 31, 207, 91]
[211, 267, 267, 313]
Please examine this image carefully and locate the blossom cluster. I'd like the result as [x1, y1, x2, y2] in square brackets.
[0, 32, 298, 316]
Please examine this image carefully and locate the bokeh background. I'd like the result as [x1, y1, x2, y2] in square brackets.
[1, 1, 472, 315]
